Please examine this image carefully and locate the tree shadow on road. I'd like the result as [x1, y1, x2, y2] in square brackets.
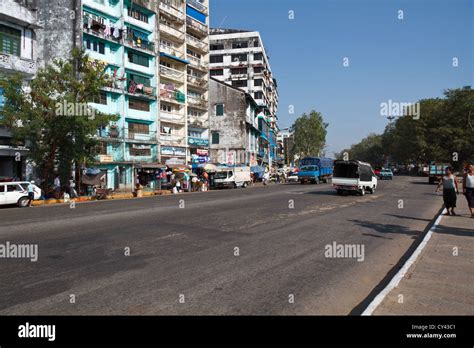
[384, 214, 432, 223]
[349, 219, 420, 238]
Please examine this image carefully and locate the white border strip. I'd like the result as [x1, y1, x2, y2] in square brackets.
[361, 208, 446, 315]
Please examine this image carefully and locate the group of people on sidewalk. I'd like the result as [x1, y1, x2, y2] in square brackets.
[436, 163, 474, 217]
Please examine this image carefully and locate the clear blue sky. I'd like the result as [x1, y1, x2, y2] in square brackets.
[210, 0, 473, 156]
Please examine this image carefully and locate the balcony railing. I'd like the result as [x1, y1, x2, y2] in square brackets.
[160, 134, 185, 143]
[159, 23, 185, 41]
[186, 34, 208, 51]
[126, 131, 158, 144]
[186, 16, 208, 36]
[187, 75, 208, 88]
[186, 55, 208, 70]
[127, 83, 157, 98]
[125, 35, 155, 54]
[187, 95, 208, 108]
[160, 65, 185, 82]
[159, 2, 185, 21]
[159, 44, 185, 59]
[0, 53, 37, 76]
[186, 0, 208, 14]
[160, 112, 185, 124]
[159, 89, 186, 103]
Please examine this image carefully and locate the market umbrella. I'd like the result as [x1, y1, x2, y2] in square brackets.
[201, 163, 217, 172]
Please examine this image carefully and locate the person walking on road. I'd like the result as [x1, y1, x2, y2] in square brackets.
[263, 170, 270, 186]
[27, 181, 35, 207]
[436, 167, 459, 216]
[462, 164, 474, 218]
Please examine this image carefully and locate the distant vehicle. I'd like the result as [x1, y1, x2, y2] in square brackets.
[428, 163, 450, 184]
[379, 168, 393, 180]
[374, 166, 382, 176]
[332, 160, 378, 195]
[287, 169, 299, 183]
[214, 166, 251, 189]
[298, 157, 334, 184]
[0, 182, 41, 207]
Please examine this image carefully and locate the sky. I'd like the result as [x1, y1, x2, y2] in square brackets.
[209, 0, 473, 157]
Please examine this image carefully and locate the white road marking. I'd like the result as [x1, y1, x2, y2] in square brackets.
[361, 208, 446, 315]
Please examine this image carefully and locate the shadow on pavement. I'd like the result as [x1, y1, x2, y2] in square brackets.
[433, 224, 474, 237]
[384, 214, 432, 222]
[349, 219, 420, 238]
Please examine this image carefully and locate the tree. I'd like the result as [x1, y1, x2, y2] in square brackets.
[346, 133, 384, 165]
[290, 110, 328, 161]
[0, 48, 118, 189]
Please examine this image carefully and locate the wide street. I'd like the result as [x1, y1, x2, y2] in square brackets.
[0, 176, 445, 315]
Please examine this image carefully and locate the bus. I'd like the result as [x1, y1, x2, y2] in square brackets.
[298, 157, 334, 184]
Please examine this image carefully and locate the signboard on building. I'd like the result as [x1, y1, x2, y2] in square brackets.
[161, 146, 186, 156]
[98, 155, 113, 163]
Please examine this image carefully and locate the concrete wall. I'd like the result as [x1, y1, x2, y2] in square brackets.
[209, 78, 247, 164]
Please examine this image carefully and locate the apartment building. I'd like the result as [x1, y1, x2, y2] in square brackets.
[209, 28, 280, 166]
[158, 0, 210, 168]
[0, 0, 40, 180]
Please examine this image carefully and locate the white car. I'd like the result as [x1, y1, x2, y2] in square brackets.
[0, 182, 42, 207]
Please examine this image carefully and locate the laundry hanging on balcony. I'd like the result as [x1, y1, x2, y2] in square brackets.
[175, 91, 185, 103]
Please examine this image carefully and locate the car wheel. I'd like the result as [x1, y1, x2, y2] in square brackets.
[360, 188, 365, 196]
[18, 197, 29, 208]
[242, 182, 248, 188]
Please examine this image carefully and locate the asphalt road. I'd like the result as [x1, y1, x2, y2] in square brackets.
[0, 176, 443, 315]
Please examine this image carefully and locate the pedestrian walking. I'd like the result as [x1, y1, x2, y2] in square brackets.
[263, 171, 270, 186]
[436, 167, 459, 216]
[462, 164, 474, 218]
[69, 176, 78, 198]
[27, 180, 35, 207]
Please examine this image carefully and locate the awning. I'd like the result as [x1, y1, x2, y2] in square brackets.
[125, 118, 154, 125]
[159, 52, 190, 65]
[135, 163, 167, 170]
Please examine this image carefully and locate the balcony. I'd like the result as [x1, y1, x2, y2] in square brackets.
[160, 112, 185, 124]
[159, 44, 185, 60]
[159, 88, 186, 104]
[126, 131, 158, 144]
[186, 34, 208, 52]
[159, 23, 185, 41]
[186, 0, 208, 15]
[160, 65, 185, 83]
[187, 75, 208, 89]
[160, 134, 185, 144]
[230, 73, 248, 80]
[186, 55, 208, 70]
[188, 137, 209, 147]
[126, 83, 157, 99]
[186, 16, 208, 37]
[0, 53, 37, 77]
[124, 35, 155, 55]
[159, 2, 185, 22]
[187, 95, 208, 109]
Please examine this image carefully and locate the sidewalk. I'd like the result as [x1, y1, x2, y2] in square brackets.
[374, 196, 474, 314]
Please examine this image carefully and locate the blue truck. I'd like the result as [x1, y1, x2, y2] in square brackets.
[298, 157, 334, 184]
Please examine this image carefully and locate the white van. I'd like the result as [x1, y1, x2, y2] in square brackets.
[332, 160, 377, 195]
[0, 182, 42, 207]
[214, 166, 251, 189]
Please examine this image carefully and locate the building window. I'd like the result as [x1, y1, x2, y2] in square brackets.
[231, 68, 247, 75]
[129, 97, 150, 111]
[160, 103, 173, 113]
[129, 145, 151, 156]
[210, 69, 223, 76]
[254, 53, 263, 61]
[128, 51, 149, 67]
[0, 25, 21, 56]
[231, 53, 247, 62]
[97, 142, 107, 155]
[232, 80, 247, 88]
[128, 122, 149, 134]
[188, 108, 202, 117]
[254, 91, 264, 99]
[94, 91, 107, 105]
[232, 41, 248, 49]
[85, 38, 105, 54]
[211, 132, 219, 144]
[254, 67, 264, 73]
[210, 55, 223, 63]
[254, 79, 263, 87]
[128, 7, 149, 23]
[215, 104, 224, 116]
[210, 44, 224, 50]
[128, 74, 150, 87]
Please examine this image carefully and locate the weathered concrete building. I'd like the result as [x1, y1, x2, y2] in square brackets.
[209, 77, 270, 167]
[0, 0, 40, 179]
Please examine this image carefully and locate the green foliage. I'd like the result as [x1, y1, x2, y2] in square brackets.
[290, 110, 328, 160]
[345, 87, 473, 168]
[0, 48, 118, 188]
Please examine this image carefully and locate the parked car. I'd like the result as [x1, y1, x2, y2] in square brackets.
[379, 168, 393, 180]
[214, 166, 251, 189]
[287, 170, 299, 183]
[0, 182, 41, 207]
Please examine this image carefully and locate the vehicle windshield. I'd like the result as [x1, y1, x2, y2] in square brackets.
[215, 171, 231, 179]
[334, 164, 359, 178]
[300, 165, 318, 172]
[382, 170, 392, 173]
